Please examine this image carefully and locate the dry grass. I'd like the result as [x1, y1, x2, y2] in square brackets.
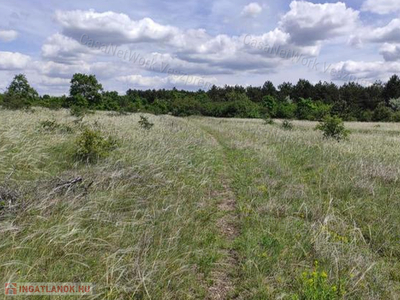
[1, 109, 400, 299]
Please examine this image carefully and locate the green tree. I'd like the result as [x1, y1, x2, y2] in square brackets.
[262, 95, 278, 117]
[373, 103, 393, 122]
[2, 74, 38, 109]
[296, 98, 316, 120]
[383, 75, 400, 104]
[69, 74, 103, 108]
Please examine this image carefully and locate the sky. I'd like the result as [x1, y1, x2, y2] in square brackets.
[0, 0, 399, 95]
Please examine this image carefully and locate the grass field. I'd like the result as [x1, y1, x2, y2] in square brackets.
[1, 108, 400, 299]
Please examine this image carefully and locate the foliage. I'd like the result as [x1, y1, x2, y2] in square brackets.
[1, 93, 31, 110]
[74, 128, 118, 162]
[70, 73, 103, 108]
[38, 95, 66, 110]
[171, 97, 201, 116]
[4, 72, 400, 122]
[138, 116, 154, 130]
[316, 115, 349, 141]
[2, 74, 38, 109]
[372, 103, 393, 122]
[262, 95, 278, 117]
[296, 98, 331, 121]
[389, 98, 400, 111]
[69, 96, 92, 117]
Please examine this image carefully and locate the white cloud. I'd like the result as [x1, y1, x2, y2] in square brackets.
[241, 3, 263, 18]
[380, 43, 400, 61]
[362, 0, 400, 15]
[368, 19, 400, 43]
[0, 30, 18, 42]
[36, 76, 70, 87]
[33, 60, 91, 78]
[117, 74, 217, 89]
[279, 1, 359, 45]
[42, 33, 92, 62]
[55, 10, 179, 45]
[0, 51, 30, 70]
[328, 60, 400, 83]
[117, 74, 165, 87]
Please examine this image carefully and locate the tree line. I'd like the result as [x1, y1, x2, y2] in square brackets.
[1, 73, 400, 122]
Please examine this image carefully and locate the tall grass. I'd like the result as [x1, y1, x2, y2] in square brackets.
[1, 109, 400, 299]
[0, 109, 226, 299]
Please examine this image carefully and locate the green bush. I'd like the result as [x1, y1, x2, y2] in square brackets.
[372, 103, 393, 122]
[70, 104, 95, 118]
[359, 110, 373, 122]
[74, 128, 118, 162]
[281, 120, 294, 130]
[138, 116, 154, 130]
[392, 111, 400, 122]
[1, 93, 31, 110]
[316, 115, 349, 141]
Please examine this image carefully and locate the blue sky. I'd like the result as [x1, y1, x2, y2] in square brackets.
[0, 0, 399, 95]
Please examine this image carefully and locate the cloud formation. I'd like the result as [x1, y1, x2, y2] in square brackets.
[380, 43, 400, 62]
[55, 10, 179, 45]
[1, 0, 400, 94]
[362, 0, 400, 15]
[0, 52, 30, 70]
[0, 29, 18, 42]
[279, 1, 359, 46]
[241, 3, 263, 18]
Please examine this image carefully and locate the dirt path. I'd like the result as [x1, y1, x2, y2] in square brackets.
[199, 125, 240, 300]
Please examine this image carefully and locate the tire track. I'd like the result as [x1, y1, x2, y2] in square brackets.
[197, 123, 240, 300]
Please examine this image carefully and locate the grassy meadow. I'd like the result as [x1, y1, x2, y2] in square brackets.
[1, 108, 400, 299]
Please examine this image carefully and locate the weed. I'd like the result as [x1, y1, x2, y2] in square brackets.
[292, 261, 345, 300]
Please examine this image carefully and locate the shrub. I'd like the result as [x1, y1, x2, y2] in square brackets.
[316, 115, 349, 141]
[138, 116, 154, 130]
[276, 102, 297, 119]
[1, 93, 31, 110]
[70, 105, 88, 117]
[74, 128, 118, 162]
[39, 120, 73, 134]
[372, 103, 393, 122]
[359, 110, 373, 122]
[393, 111, 400, 122]
[281, 120, 294, 130]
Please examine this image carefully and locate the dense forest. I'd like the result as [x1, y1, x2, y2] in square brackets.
[2, 73, 400, 122]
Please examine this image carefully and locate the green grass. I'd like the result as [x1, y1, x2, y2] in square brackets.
[1, 109, 400, 299]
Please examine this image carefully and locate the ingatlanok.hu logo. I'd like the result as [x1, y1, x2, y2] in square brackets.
[5, 283, 17, 295]
[4, 283, 94, 296]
